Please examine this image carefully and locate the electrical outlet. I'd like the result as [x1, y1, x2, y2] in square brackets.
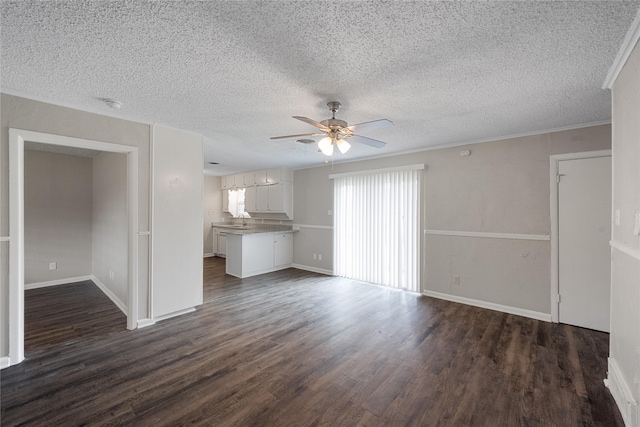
[313, 253, 317, 260]
[318, 254, 322, 261]
[109, 270, 115, 280]
[49, 262, 57, 270]
[615, 209, 621, 226]
[452, 275, 460, 285]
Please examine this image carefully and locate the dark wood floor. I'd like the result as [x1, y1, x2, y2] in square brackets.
[1, 257, 622, 426]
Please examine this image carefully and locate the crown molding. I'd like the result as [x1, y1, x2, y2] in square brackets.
[603, 7, 640, 89]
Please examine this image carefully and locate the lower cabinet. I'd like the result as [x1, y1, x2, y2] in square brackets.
[274, 233, 293, 267]
[225, 232, 294, 278]
[212, 228, 227, 257]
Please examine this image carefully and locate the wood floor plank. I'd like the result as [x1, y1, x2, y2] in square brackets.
[1, 257, 623, 426]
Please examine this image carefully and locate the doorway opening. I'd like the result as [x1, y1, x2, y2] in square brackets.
[8, 129, 139, 367]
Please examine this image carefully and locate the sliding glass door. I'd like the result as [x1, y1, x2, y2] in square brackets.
[333, 166, 421, 292]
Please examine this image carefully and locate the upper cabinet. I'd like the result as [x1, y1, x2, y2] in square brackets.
[254, 167, 293, 185]
[221, 167, 293, 219]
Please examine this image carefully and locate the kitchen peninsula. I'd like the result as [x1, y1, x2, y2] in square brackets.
[212, 224, 294, 278]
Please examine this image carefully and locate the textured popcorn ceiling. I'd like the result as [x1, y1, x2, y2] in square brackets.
[2, 1, 639, 174]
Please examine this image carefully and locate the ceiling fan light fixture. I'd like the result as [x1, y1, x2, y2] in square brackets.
[318, 136, 334, 156]
[336, 138, 351, 154]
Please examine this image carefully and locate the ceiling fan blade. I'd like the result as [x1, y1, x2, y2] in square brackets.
[293, 116, 330, 131]
[349, 134, 387, 148]
[347, 119, 394, 133]
[270, 132, 324, 140]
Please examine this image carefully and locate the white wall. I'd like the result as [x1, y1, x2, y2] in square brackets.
[203, 174, 222, 256]
[151, 124, 203, 318]
[608, 39, 640, 425]
[24, 150, 93, 284]
[92, 151, 128, 306]
[293, 125, 611, 316]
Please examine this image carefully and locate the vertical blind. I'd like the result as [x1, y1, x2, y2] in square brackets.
[334, 168, 421, 292]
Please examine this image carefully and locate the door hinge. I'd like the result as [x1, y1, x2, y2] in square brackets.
[556, 174, 565, 183]
[557, 294, 561, 303]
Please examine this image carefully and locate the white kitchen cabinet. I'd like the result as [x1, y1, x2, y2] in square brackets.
[274, 233, 293, 267]
[222, 189, 230, 212]
[256, 185, 269, 211]
[252, 183, 292, 215]
[212, 228, 228, 257]
[216, 231, 227, 257]
[253, 167, 293, 186]
[244, 185, 256, 212]
[225, 231, 294, 278]
[254, 170, 267, 186]
[242, 172, 255, 186]
[268, 182, 284, 211]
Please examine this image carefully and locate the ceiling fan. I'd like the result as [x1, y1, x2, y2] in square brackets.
[271, 101, 393, 156]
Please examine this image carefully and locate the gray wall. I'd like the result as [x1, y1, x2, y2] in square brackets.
[610, 40, 640, 419]
[1, 93, 151, 356]
[203, 174, 222, 256]
[24, 150, 93, 284]
[92, 151, 128, 305]
[293, 124, 611, 315]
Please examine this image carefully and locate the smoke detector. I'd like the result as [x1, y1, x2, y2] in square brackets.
[104, 99, 122, 109]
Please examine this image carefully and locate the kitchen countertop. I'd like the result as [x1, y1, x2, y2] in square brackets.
[211, 223, 295, 236]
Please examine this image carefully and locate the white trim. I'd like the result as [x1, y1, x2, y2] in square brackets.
[424, 229, 550, 241]
[292, 223, 333, 230]
[611, 240, 640, 260]
[137, 318, 156, 328]
[422, 290, 552, 322]
[203, 253, 215, 258]
[605, 357, 638, 426]
[0, 236, 9, 242]
[8, 128, 140, 367]
[25, 275, 93, 290]
[9, 129, 25, 365]
[549, 150, 612, 323]
[602, 7, 640, 89]
[153, 307, 196, 322]
[0, 357, 10, 370]
[292, 264, 334, 276]
[329, 164, 425, 179]
[91, 275, 127, 316]
[149, 132, 155, 321]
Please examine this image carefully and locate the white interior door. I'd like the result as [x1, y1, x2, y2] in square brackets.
[558, 156, 611, 332]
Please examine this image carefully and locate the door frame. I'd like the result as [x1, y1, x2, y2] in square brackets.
[549, 149, 611, 323]
[8, 128, 139, 367]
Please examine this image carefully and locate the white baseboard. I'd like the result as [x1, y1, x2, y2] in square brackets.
[203, 253, 215, 258]
[0, 356, 11, 370]
[25, 275, 93, 290]
[605, 357, 638, 427]
[137, 318, 156, 328]
[292, 263, 333, 276]
[154, 307, 196, 322]
[422, 290, 552, 322]
[91, 275, 127, 316]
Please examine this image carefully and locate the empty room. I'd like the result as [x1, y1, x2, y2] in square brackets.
[1, 2, 639, 426]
